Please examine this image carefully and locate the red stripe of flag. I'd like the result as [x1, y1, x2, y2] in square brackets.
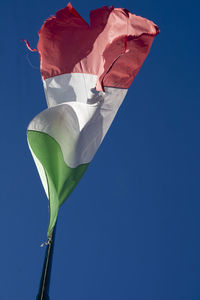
[37, 3, 159, 90]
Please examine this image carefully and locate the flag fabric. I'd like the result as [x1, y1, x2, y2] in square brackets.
[27, 3, 159, 237]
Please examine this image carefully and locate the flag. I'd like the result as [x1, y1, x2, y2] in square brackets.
[27, 3, 159, 237]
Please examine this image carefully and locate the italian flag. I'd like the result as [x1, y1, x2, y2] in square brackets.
[27, 3, 159, 237]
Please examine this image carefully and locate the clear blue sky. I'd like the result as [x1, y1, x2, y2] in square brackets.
[1, 0, 200, 299]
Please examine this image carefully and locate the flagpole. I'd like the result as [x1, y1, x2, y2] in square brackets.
[36, 224, 57, 300]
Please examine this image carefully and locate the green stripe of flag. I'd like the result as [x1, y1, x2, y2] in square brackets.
[27, 130, 89, 236]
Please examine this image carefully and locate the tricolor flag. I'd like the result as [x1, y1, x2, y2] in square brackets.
[27, 3, 159, 237]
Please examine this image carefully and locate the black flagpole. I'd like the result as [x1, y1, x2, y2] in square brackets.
[36, 224, 57, 300]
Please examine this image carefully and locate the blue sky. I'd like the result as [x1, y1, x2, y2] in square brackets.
[1, 0, 200, 299]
